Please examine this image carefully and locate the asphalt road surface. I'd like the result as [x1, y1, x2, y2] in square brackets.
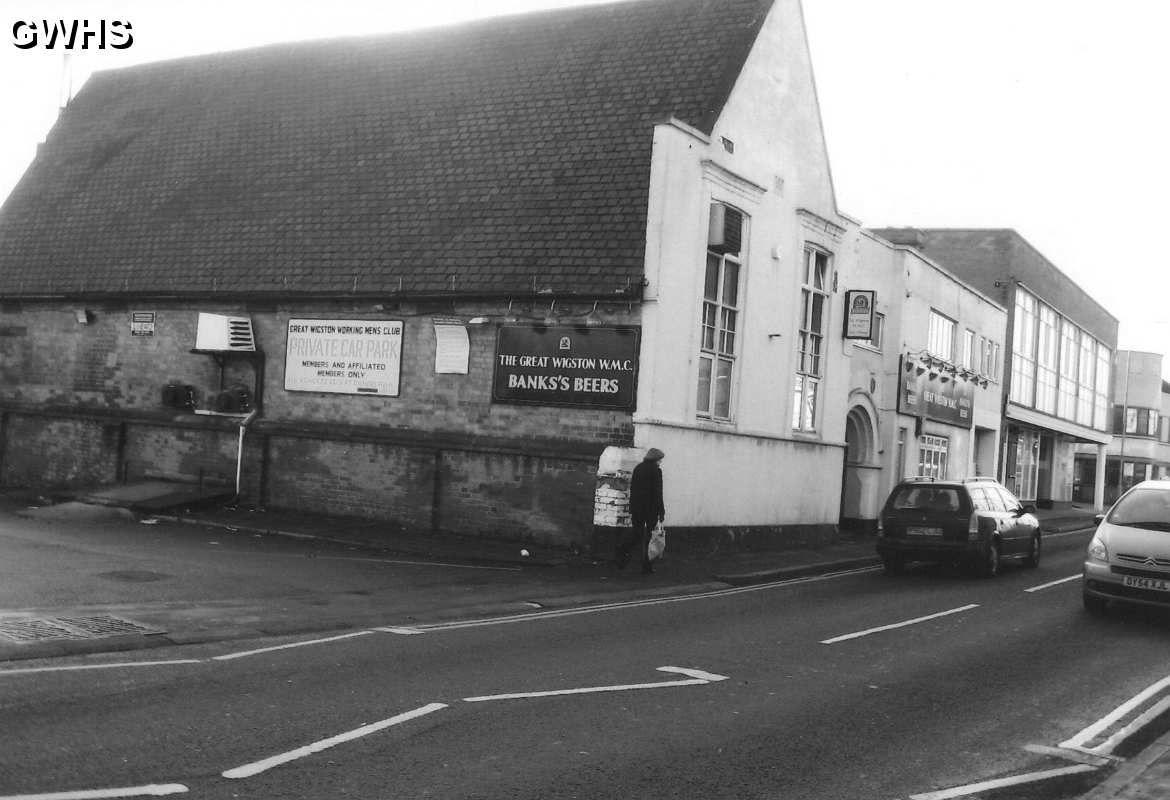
[3, 527, 1169, 799]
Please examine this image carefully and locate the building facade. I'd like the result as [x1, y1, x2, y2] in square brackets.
[871, 229, 1117, 511]
[1075, 351, 1170, 505]
[836, 233, 1007, 532]
[0, 0, 874, 554]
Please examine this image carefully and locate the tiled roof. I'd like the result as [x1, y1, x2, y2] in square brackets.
[0, 0, 772, 299]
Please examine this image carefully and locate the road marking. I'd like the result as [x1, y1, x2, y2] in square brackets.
[301, 555, 521, 572]
[463, 666, 728, 702]
[1061, 672, 1170, 752]
[213, 630, 375, 661]
[0, 784, 189, 799]
[1024, 574, 1081, 593]
[0, 659, 202, 677]
[386, 566, 882, 634]
[222, 702, 448, 779]
[376, 626, 425, 635]
[908, 764, 1097, 800]
[820, 604, 979, 645]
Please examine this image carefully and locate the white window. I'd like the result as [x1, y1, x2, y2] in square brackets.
[1035, 305, 1058, 414]
[1011, 290, 1038, 406]
[962, 329, 976, 370]
[793, 246, 830, 431]
[917, 434, 949, 479]
[697, 204, 744, 420]
[927, 310, 956, 362]
[1057, 319, 1078, 420]
[1094, 346, 1110, 431]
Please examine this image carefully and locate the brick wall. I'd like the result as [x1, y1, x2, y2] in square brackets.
[0, 298, 636, 546]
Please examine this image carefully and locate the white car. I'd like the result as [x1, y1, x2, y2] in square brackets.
[1083, 479, 1170, 613]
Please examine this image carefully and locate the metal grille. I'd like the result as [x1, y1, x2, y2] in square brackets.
[0, 615, 161, 644]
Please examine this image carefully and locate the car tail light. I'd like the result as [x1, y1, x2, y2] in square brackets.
[967, 511, 980, 541]
[876, 517, 884, 536]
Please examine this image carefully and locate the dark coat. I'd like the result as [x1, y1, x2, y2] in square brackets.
[629, 460, 665, 521]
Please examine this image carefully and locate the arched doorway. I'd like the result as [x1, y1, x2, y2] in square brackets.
[840, 402, 878, 532]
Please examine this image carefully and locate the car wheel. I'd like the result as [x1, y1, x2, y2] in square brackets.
[1083, 593, 1107, 614]
[882, 555, 904, 574]
[979, 541, 1000, 578]
[1023, 533, 1041, 568]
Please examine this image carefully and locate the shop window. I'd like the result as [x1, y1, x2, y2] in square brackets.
[917, 434, 949, 479]
[697, 203, 744, 420]
[1011, 290, 1038, 405]
[793, 246, 830, 432]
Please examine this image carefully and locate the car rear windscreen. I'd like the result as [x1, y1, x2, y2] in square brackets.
[890, 486, 963, 512]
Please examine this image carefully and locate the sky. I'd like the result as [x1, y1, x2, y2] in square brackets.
[2, 0, 1168, 377]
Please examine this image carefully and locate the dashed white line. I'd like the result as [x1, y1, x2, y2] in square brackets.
[1024, 574, 1081, 593]
[212, 630, 375, 661]
[222, 702, 448, 779]
[820, 604, 979, 645]
[0, 784, 189, 799]
[0, 660, 201, 677]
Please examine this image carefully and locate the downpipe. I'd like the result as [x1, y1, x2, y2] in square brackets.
[232, 409, 260, 504]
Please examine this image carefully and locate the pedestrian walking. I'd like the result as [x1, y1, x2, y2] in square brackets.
[617, 447, 666, 574]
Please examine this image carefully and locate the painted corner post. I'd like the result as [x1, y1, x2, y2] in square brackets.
[591, 446, 644, 557]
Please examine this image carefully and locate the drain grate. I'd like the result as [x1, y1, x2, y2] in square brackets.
[0, 614, 162, 644]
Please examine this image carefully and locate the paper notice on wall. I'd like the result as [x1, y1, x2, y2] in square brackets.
[434, 321, 469, 374]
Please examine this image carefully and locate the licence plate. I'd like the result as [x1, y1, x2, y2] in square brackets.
[1123, 576, 1170, 592]
[906, 526, 943, 537]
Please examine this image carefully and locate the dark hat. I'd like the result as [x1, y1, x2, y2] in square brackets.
[644, 447, 665, 462]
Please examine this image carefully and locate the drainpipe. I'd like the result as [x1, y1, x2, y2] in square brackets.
[232, 409, 260, 504]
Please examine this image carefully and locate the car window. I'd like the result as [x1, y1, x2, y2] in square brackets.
[968, 487, 992, 511]
[1107, 487, 1170, 530]
[993, 487, 1021, 512]
[891, 486, 962, 512]
[980, 486, 1007, 512]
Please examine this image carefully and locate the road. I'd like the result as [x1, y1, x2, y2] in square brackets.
[2, 527, 1170, 799]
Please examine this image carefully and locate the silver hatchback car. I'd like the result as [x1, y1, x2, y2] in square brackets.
[1083, 479, 1170, 613]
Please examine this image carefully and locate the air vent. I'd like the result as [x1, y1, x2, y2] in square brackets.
[708, 204, 743, 255]
[195, 313, 256, 352]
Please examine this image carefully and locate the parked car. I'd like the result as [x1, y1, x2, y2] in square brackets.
[1083, 479, 1170, 614]
[876, 477, 1042, 577]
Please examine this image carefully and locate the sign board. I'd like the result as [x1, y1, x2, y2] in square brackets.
[285, 318, 403, 396]
[131, 311, 155, 337]
[433, 319, 470, 375]
[897, 355, 974, 427]
[843, 290, 876, 339]
[492, 325, 640, 409]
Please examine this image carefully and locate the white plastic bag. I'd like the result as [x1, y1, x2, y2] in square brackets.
[647, 523, 666, 561]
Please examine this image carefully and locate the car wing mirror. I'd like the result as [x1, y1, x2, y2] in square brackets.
[1021, 503, 1036, 515]
[1094, 513, 1105, 526]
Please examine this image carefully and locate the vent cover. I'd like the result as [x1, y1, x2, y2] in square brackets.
[708, 204, 743, 255]
[195, 313, 256, 352]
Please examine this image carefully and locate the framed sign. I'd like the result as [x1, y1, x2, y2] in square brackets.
[843, 290, 876, 339]
[897, 355, 974, 427]
[285, 318, 403, 396]
[131, 311, 156, 337]
[492, 325, 640, 409]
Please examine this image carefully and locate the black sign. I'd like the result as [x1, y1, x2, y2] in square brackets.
[493, 325, 640, 409]
[897, 355, 975, 427]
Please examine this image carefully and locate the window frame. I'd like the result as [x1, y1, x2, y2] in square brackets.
[696, 203, 746, 422]
[927, 310, 957, 363]
[792, 245, 832, 432]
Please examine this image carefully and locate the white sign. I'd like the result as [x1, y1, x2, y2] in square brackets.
[433, 320, 470, 374]
[285, 318, 403, 396]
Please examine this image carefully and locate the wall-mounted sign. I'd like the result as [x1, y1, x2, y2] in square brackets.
[433, 319, 470, 375]
[897, 355, 974, 427]
[493, 325, 640, 409]
[284, 318, 403, 396]
[843, 290, 876, 339]
[131, 311, 155, 337]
